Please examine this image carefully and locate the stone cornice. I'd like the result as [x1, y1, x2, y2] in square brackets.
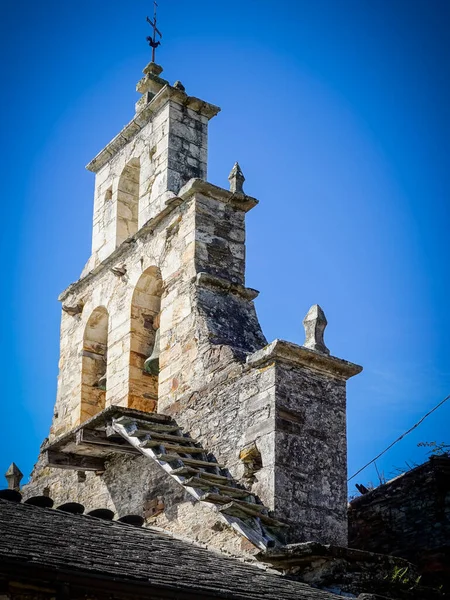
[178, 178, 258, 213]
[195, 272, 259, 301]
[246, 339, 362, 381]
[86, 86, 221, 174]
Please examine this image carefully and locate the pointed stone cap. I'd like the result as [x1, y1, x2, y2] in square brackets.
[302, 304, 330, 355]
[5, 463, 23, 491]
[136, 61, 170, 113]
[228, 162, 245, 194]
[144, 62, 163, 76]
[137, 62, 167, 94]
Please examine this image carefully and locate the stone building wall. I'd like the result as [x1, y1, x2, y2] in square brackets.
[274, 361, 348, 544]
[160, 341, 358, 547]
[348, 456, 450, 586]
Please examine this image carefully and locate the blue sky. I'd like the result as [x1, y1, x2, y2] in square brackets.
[1, 0, 449, 492]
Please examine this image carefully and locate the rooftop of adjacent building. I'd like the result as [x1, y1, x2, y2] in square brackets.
[0, 495, 341, 600]
[349, 454, 450, 509]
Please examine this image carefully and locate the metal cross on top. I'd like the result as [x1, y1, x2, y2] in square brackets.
[146, 1, 162, 63]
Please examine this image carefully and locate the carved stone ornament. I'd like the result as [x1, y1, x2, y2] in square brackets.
[228, 162, 245, 194]
[302, 304, 330, 355]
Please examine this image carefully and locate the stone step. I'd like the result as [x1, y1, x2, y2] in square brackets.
[200, 493, 265, 512]
[218, 501, 287, 528]
[155, 454, 225, 469]
[128, 424, 181, 435]
[142, 432, 197, 444]
[115, 414, 173, 426]
[141, 440, 205, 454]
[139, 438, 169, 448]
[199, 492, 235, 505]
[183, 477, 253, 499]
[171, 467, 232, 483]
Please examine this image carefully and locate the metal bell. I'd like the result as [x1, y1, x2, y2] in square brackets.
[144, 328, 160, 375]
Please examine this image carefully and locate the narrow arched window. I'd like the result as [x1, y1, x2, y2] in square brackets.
[116, 158, 140, 246]
[129, 267, 162, 413]
[80, 306, 109, 423]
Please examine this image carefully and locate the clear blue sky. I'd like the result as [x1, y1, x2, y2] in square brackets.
[1, 0, 449, 492]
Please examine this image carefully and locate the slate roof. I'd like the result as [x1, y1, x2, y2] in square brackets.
[0, 498, 340, 600]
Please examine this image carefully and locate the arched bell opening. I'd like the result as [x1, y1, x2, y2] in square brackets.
[80, 306, 109, 424]
[129, 266, 162, 412]
[116, 157, 140, 247]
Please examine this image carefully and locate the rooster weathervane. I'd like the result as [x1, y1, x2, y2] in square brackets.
[146, 1, 162, 63]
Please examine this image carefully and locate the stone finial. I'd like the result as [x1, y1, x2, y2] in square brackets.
[302, 304, 330, 355]
[135, 62, 169, 114]
[228, 162, 245, 194]
[5, 463, 23, 491]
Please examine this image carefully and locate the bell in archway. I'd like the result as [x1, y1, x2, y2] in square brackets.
[96, 375, 107, 391]
[144, 328, 160, 375]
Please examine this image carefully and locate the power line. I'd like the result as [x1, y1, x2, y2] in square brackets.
[348, 392, 450, 483]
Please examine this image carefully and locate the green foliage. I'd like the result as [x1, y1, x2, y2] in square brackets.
[387, 565, 421, 589]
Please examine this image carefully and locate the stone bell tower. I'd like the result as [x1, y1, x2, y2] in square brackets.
[27, 56, 362, 554]
[53, 62, 221, 430]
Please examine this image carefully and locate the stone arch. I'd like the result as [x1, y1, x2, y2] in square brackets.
[129, 266, 162, 412]
[116, 157, 140, 246]
[80, 306, 109, 423]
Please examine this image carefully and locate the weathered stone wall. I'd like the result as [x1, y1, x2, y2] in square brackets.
[160, 354, 276, 503]
[159, 340, 357, 548]
[194, 191, 246, 285]
[348, 456, 450, 587]
[274, 361, 348, 545]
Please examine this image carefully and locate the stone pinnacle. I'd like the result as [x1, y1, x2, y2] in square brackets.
[228, 162, 245, 194]
[5, 462, 23, 490]
[302, 304, 330, 355]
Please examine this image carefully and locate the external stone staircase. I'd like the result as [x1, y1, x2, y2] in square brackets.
[111, 413, 287, 550]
